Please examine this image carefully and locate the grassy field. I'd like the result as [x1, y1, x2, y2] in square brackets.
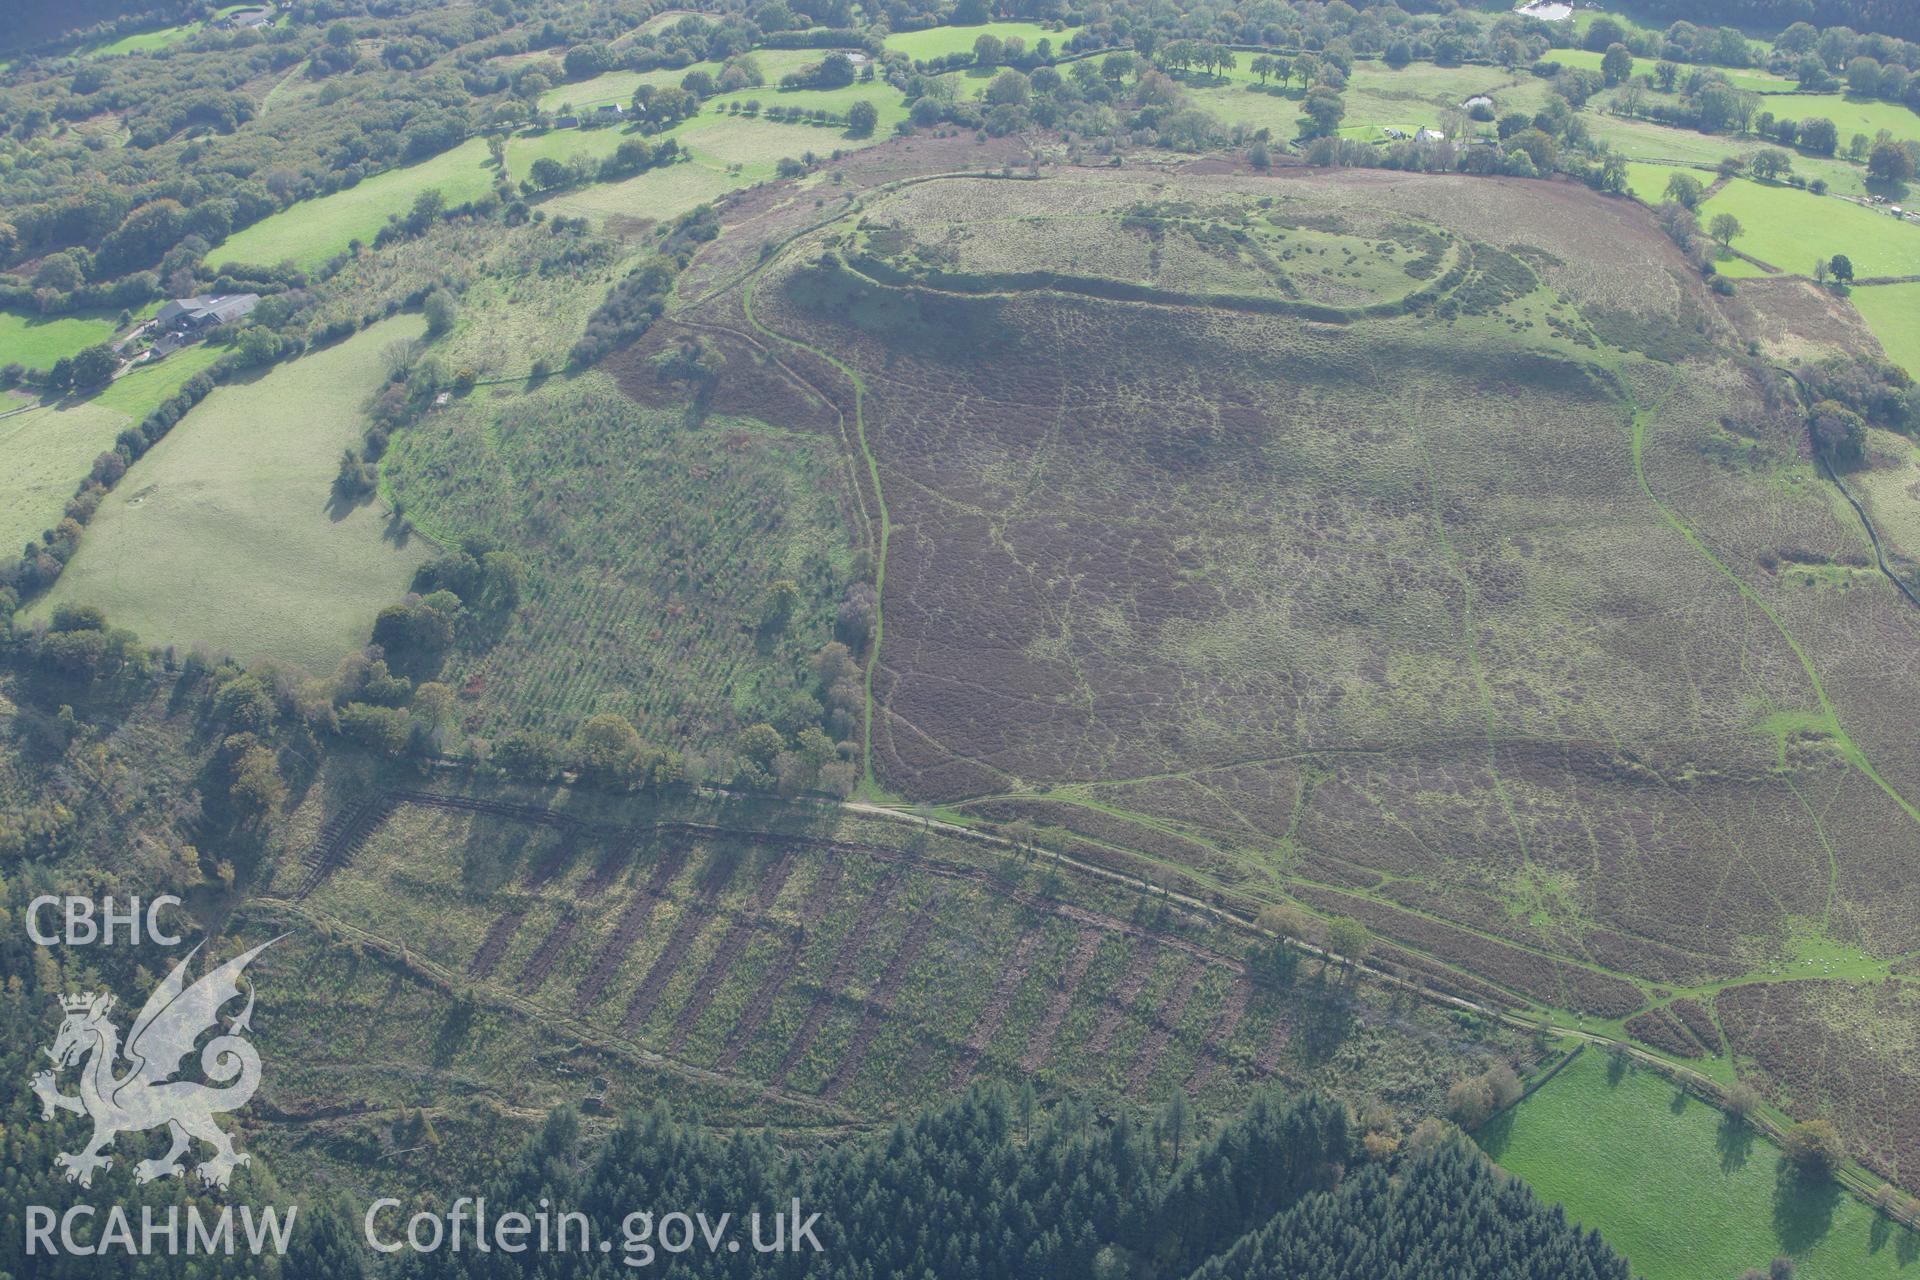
[1551, 46, 1794, 93]
[539, 49, 818, 113]
[0, 345, 225, 553]
[1701, 179, 1920, 277]
[0, 400, 130, 553]
[0, 309, 119, 371]
[34, 316, 432, 670]
[1189, 60, 1551, 142]
[540, 157, 747, 225]
[80, 22, 195, 57]
[1481, 1050, 1919, 1280]
[1582, 111, 1874, 197]
[1851, 282, 1920, 376]
[1759, 92, 1920, 150]
[514, 87, 903, 191]
[212, 138, 497, 271]
[884, 21, 1078, 62]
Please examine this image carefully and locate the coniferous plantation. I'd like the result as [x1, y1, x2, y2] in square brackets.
[6, 0, 1920, 1275]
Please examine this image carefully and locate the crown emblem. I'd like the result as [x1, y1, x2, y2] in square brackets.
[60, 992, 102, 1013]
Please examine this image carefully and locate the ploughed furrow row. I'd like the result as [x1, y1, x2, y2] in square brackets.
[1186, 976, 1251, 1091]
[666, 852, 800, 1054]
[619, 852, 742, 1033]
[296, 794, 400, 899]
[1257, 1012, 1295, 1076]
[1087, 944, 1158, 1055]
[572, 848, 686, 1016]
[948, 925, 1045, 1088]
[1126, 958, 1203, 1095]
[719, 859, 843, 1070]
[1021, 928, 1104, 1074]
[577, 838, 635, 899]
[516, 909, 579, 994]
[468, 910, 527, 980]
[824, 903, 941, 1100]
[772, 871, 903, 1086]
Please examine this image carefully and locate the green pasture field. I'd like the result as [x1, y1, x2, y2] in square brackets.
[710, 77, 906, 121]
[0, 400, 129, 553]
[94, 341, 225, 418]
[1551, 46, 1794, 93]
[212, 138, 497, 271]
[1851, 282, 1920, 377]
[538, 49, 819, 113]
[80, 23, 195, 57]
[0, 344, 224, 553]
[884, 21, 1078, 62]
[1701, 178, 1920, 277]
[540, 159, 748, 228]
[513, 85, 902, 188]
[1582, 111, 1873, 197]
[1189, 59, 1549, 142]
[1760, 92, 1920, 150]
[34, 316, 433, 670]
[0, 310, 118, 371]
[1480, 1050, 1919, 1280]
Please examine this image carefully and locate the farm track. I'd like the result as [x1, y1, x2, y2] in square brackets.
[516, 910, 579, 994]
[1127, 959, 1203, 1095]
[948, 925, 1044, 1087]
[1020, 928, 1104, 1074]
[1087, 945, 1158, 1055]
[468, 910, 526, 980]
[619, 852, 742, 1033]
[666, 852, 799, 1054]
[573, 848, 685, 1015]
[1186, 976, 1252, 1091]
[772, 871, 903, 1086]
[719, 860, 843, 1070]
[824, 903, 940, 1099]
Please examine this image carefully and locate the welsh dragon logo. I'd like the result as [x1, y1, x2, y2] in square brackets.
[31, 938, 279, 1191]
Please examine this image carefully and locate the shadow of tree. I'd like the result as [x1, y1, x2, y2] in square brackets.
[1772, 1161, 1841, 1257]
[1717, 1111, 1755, 1174]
